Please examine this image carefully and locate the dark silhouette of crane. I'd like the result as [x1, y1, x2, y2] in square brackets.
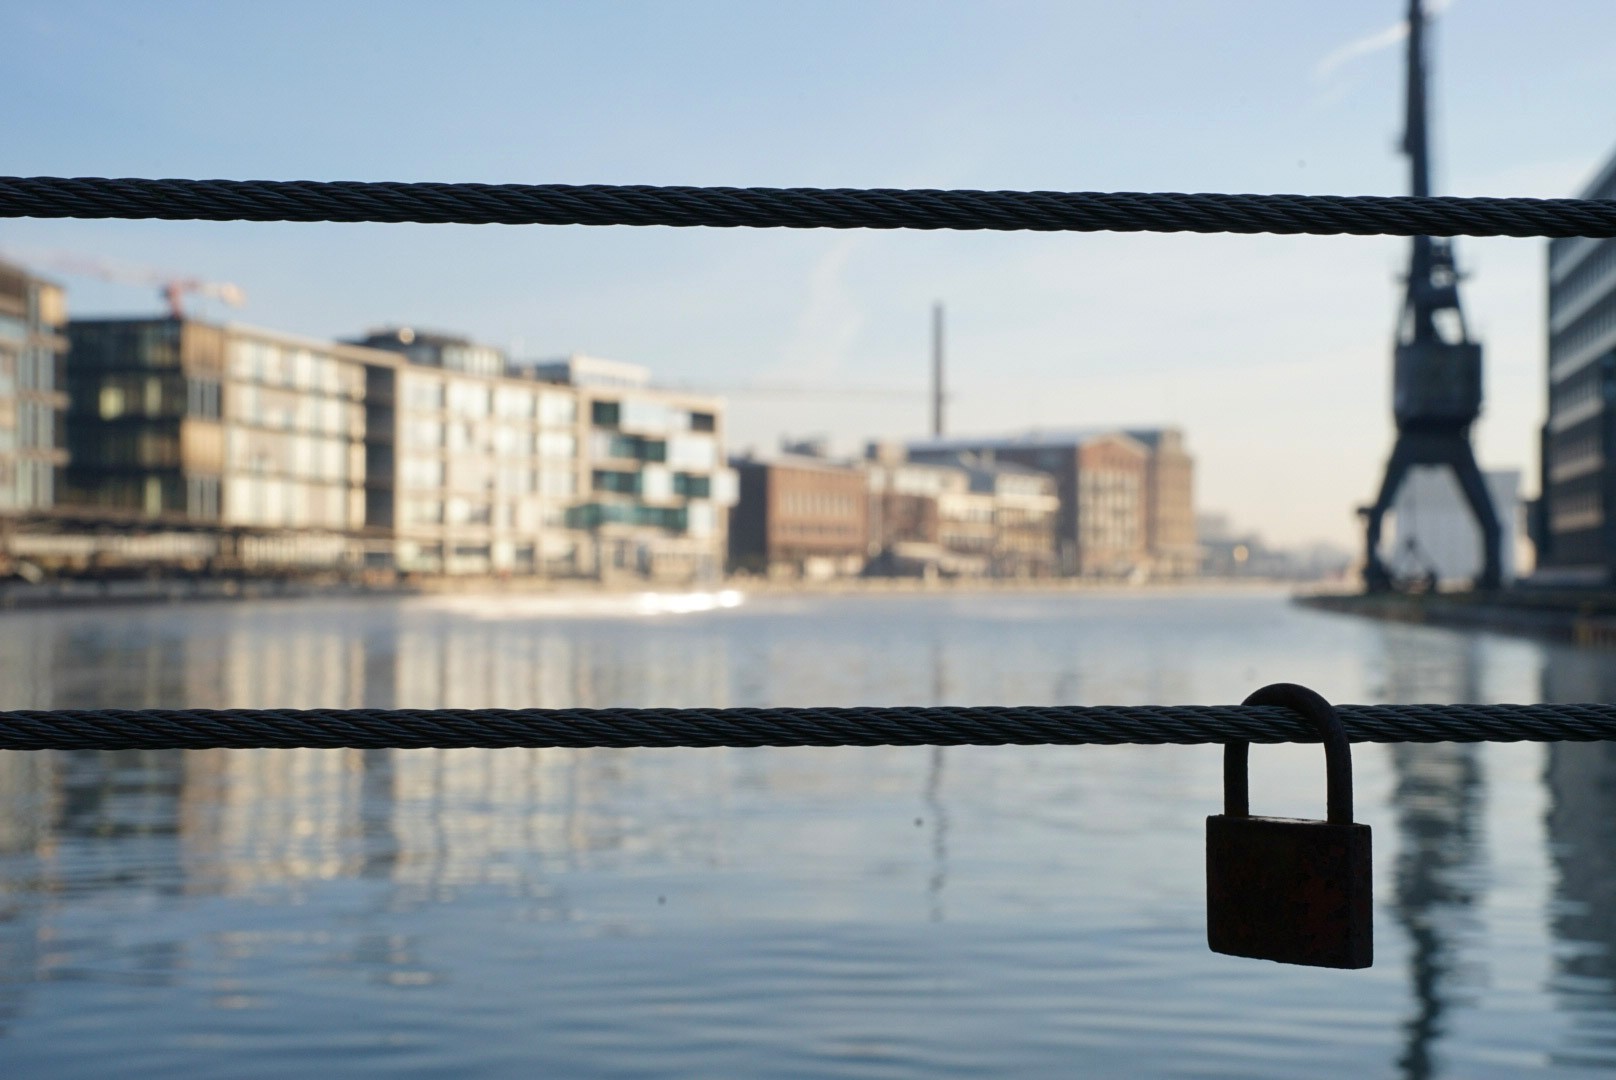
[1360, 0, 1501, 592]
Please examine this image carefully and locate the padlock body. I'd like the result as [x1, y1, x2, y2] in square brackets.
[1207, 814, 1372, 969]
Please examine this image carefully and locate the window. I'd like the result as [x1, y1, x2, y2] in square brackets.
[99, 385, 127, 420]
[405, 418, 444, 448]
[495, 386, 535, 419]
[538, 431, 576, 459]
[404, 376, 445, 411]
[187, 476, 221, 520]
[186, 377, 221, 419]
[448, 381, 491, 418]
[593, 469, 638, 494]
[402, 456, 445, 489]
[540, 392, 576, 426]
[666, 435, 715, 470]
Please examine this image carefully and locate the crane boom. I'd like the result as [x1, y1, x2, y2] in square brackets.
[0, 248, 245, 319]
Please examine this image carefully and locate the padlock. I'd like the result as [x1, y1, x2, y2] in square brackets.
[1206, 682, 1372, 969]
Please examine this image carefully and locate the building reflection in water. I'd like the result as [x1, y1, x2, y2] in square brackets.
[923, 746, 948, 923]
[0, 751, 55, 1035]
[1376, 624, 1487, 1080]
[10, 593, 1588, 1071]
[1541, 645, 1616, 1071]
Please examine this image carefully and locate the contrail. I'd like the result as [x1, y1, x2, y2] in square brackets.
[1314, 0, 1456, 82]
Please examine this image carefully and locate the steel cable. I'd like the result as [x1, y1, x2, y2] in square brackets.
[4, 177, 1616, 237]
[2, 702, 1616, 751]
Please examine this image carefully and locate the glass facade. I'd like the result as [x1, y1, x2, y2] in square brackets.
[66, 320, 367, 530]
[1543, 152, 1616, 577]
[0, 262, 68, 511]
[42, 310, 728, 582]
[372, 355, 589, 576]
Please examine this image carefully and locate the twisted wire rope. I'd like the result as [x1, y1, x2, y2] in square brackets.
[5, 176, 1616, 236]
[3, 702, 1616, 751]
[3, 177, 1610, 752]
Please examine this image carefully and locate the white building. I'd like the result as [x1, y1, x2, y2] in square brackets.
[1385, 467, 1523, 586]
[524, 354, 738, 583]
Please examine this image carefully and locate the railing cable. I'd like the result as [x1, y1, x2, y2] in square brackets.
[4, 177, 1616, 237]
[4, 702, 1616, 751]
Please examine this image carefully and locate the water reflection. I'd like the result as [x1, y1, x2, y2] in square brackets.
[921, 747, 948, 923]
[1389, 743, 1485, 1079]
[1542, 647, 1616, 1071]
[0, 590, 1355, 713]
[1372, 620, 1489, 1079]
[4, 592, 1616, 1077]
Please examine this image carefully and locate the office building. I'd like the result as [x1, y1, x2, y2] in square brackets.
[0, 260, 69, 511]
[864, 444, 1057, 578]
[530, 354, 735, 582]
[910, 429, 1166, 578]
[64, 318, 370, 565]
[356, 328, 587, 576]
[729, 452, 868, 578]
[1125, 428, 1198, 577]
[1540, 148, 1616, 583]
[964, 456, 1059, 578]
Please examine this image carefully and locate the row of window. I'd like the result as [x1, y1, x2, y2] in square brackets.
[229, 340, 366, 399]
[15, 345, 60, 393]
[1549, 362, 1606, 426]
[1551, 236, 1616, 325]
[590, 398, 715, 434]
[779, 490, 859, 520]
[399, 375, 578, 425]
[97, 375, 221, 422]
[1550, 431, 1603, 484]
[399, 497, 569, 530]
[1550, 288, 1616, 378]
[16, 400, 57, 454]
[398, 454, 578, 497]
[11, 459, 53, 510]
[225, 477, 357, 529]
[400, 417, 577, 459]
[777, 520, 863, 539]
[227, 430, 356, 483]
[591, 431, 666, 463]
[1551, 490, 1603, 533]
[234, 383, 363, 436]
[564, 502, 688, 531]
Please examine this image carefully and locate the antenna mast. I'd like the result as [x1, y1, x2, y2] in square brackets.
[931, 302, 945, 438]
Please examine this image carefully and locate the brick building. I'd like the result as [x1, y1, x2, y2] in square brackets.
[910, 428, 1193, 578]
[729, 453, 867, 578]
[911, 430, 1151, 577]
[1126, 428, 1198, 577]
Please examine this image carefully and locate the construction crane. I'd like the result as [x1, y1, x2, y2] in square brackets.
[0, 248, 245, 319]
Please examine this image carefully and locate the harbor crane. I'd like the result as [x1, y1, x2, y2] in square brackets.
[1359, 0, 1502, 592]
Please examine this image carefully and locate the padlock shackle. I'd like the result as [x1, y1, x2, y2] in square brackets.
[1225, 682, 1353, 824]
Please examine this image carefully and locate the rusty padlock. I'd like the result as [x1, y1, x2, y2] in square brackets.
[1206, 682, 1372, 969]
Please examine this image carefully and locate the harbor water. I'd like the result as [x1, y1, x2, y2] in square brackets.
[1, 587, 1614, 1077]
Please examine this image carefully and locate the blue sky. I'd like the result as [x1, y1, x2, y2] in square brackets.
[5, 1, 1616, 547]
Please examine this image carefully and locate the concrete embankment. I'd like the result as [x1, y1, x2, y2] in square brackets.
[1296, 589, 1616, 648]
[0, 573, 1302, 612]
